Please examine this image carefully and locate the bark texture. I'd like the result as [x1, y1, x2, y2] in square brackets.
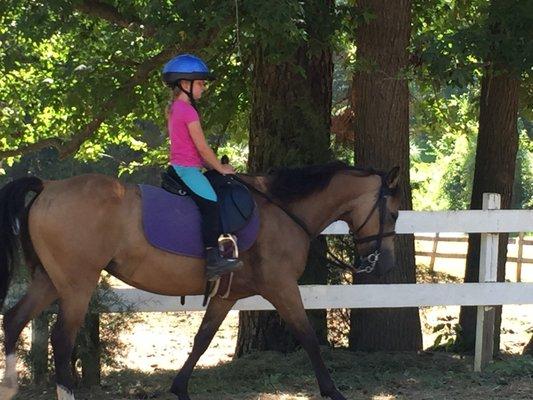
[348, 0, 423, 351]
[236, 0, 334, 356]
[457, 70, 520, 353]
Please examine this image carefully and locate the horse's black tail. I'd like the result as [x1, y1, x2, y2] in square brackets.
[0, 176, 43, 310]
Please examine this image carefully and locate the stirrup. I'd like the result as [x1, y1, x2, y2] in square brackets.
[202, 273, 235, 306]
[219, 234, 238, 258]
[202, 235, 238, 307]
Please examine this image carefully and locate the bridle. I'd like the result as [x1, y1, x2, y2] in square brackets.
[343, 173, 396, 274]
[231, 168, 396, 275]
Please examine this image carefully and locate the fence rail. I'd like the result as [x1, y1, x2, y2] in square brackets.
[414, 232, 533, 281]
[109, 283, 533, 312]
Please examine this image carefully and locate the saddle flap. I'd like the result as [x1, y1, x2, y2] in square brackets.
[204, 170, 256, 233]
[228, 184, 255, 220]
[218, 184, 255, 232]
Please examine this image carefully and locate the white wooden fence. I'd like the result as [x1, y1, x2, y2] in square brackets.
[414, 232, 532, 280]
[106, 193, 533, 372]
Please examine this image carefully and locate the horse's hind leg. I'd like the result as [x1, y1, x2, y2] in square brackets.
[170, 296, 236, 400]
[50, 274, 100, 400]
[263, 283, 347, 400]
[1, 267, 58, 400]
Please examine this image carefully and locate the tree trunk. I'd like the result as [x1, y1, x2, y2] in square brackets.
[348, 0, 423, 351]
[457, 69, 520, 354]
[236, 0, 334, 356]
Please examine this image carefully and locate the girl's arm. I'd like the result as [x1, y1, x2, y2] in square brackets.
[188, 121, 234, 174]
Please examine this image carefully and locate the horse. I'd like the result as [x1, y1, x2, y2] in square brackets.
[0, 161, 400, 400]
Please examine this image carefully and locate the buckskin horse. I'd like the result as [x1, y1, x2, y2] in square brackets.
[0, 161, 400, 400]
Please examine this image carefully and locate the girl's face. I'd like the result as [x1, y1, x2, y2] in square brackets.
[192, 80, 206, 100]
[181, 80, 206, 100]
[176, 80, 207, 102]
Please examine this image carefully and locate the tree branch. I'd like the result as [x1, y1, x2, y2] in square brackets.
[57, 46, 177, 159]
[1, 20, 229, 161]
[74, 0, 157, 37]
[0, 46, 176, 160]
[0, 137, 64, 159]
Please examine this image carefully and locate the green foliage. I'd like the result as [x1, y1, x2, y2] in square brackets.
[427, 315, 462, 352]
[409, 0, 533, 211]
[412, 0, 533, 85]
[410, 79, 532, 211]
[514, 125, 533, 209]
[410, 83, 479, 210]
[0, 0, 247, 165]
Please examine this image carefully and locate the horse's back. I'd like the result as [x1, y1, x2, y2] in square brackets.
[40, 173, 127, 204]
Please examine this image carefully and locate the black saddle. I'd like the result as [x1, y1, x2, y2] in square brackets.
[161, 166, 256, 233]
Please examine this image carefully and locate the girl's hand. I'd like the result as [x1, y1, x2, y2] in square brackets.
[219, 164, 235, 175]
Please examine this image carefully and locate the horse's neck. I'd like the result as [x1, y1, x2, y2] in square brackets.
[287, 172, 381, 236]
[243, 172, 380, 237]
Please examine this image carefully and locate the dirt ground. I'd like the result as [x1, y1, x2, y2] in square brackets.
[110, 305, 532, 372]
[6, 337, 533, 400]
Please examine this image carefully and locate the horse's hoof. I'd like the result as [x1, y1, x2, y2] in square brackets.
[328, 392, 347, 400]
[57, 385, 76, 400]
[321, 388, 347, 400]
[0, 384, 18, 400]
[170, 375, 190, 400]
[170, 386, 190, 400]
[170, 388, 191, 400]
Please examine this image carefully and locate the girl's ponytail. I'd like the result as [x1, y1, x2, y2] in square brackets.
[166, 86, 181, 118]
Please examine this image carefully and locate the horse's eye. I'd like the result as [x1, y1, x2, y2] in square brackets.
[391, 212, 399, 221]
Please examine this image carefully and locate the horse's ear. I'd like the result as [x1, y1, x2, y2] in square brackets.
[386, 166, 400, 189]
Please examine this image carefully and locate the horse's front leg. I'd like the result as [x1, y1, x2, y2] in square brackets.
[262, 282, 347, 400]
[170, 296, 236, 400]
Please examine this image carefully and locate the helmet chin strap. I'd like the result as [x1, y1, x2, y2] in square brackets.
[178, 80, 198, 111]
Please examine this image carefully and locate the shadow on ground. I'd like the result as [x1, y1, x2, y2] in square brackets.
[13, 349, 533, 400]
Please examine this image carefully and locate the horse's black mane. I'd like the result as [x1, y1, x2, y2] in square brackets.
[267, 161, 380, 202]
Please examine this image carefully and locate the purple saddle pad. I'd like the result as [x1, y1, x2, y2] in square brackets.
[139, 184, 260, 258]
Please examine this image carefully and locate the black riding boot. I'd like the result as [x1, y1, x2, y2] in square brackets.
[205, 247, 243, 281]
[193, 195, 243, 281]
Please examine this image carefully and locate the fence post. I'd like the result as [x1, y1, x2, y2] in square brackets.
[429, 233, 439, 272]
[474, 193, 500, 372]
[516, 232, 524, 283]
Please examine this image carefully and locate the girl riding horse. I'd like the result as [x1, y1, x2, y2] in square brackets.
[0, 145, 400, 399]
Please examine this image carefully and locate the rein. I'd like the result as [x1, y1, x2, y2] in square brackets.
[231, 167, 396, 275]
[231, 174, 314, 237]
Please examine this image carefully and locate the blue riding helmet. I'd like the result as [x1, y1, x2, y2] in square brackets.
[162, 54, 215, 88]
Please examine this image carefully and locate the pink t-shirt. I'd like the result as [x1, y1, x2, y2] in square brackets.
[168, 100, 203, 167]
